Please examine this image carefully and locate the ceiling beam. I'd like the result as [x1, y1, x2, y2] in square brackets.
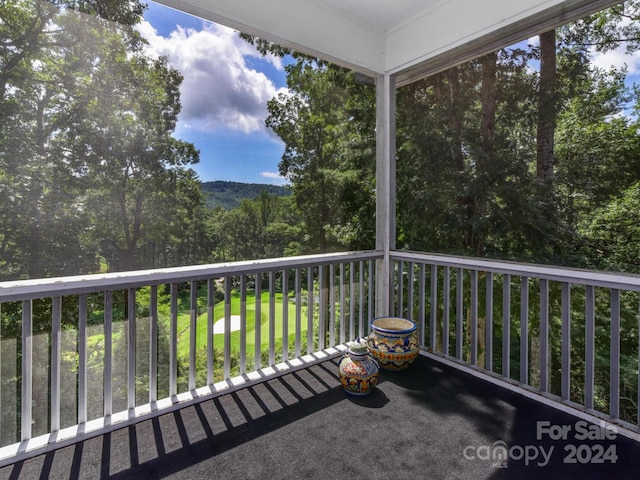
[393, 0, 624, 86]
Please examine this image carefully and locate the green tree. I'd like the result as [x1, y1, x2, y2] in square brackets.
[215, 192, 303, 261]
[0, 0, 205, 278]
[264, 56, 376, 253]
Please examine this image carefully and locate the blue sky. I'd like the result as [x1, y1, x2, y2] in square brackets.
[140, 1, 290, 184]
[140, 2, 640, 184]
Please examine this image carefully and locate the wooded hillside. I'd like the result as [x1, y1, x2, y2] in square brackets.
[200, 181, 291, 210]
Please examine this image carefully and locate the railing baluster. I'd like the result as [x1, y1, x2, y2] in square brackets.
[407, 262, 414, 322]
[470, 270, 478, 365]
[78, 294, 88, 423]
[307, 267, 313, 354]
[189, 282, 197, 391]
[0, 303, 2, 436]
[485, 272, 493, 372]
[637, 295, 640, 428]
[358, 261, 365, 338]
[430, 265, 438, 353]
[104, 291, 113, 417]
[502, 275, 511, 379]
[368, 259, 374, 333]
[21, 300, 32, 441]
[349, 262, 355, 340]
[585, 285, 595, 410]
[398, 260, 404, 317]
[295, 268, 302, 358]
[456, 268, 463, 360]
[207, 279, 215, 384]
[367, 260, 378, 328]
[561, 282, 571, 401]
[339, 263, 345, 344]
[51, 296, 61, 432]
[0, 303, 2, 437]
[610, 288, 620, 420]
[149, 287, 157, 404]
[540, 279, 549, 393]
[329, 264, 336, 348]
[169, 285, 178, 398]
[269, 271, 276, 366]
[255, 273, 262, 370]
[418, 263, 425, 348]
[319, 266, 325, 350]
[127, 289, 136, 409]
[283, 269, 289, 361]
[520, 277, 529, 385]
[240, 275, 247, 375]
[443, 266, 450, 356]
[224, 276, 232, 379]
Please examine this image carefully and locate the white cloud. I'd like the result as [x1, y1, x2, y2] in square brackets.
[260, 171, 286, 180]
[590, 44, 640, 75]
[137, 21, 287, 134]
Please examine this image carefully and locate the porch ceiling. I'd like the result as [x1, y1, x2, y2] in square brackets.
[155, 0, 622, 84]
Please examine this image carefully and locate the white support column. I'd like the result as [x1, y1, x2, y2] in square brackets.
[375, 72, 396, 318]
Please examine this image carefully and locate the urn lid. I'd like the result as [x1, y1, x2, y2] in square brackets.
[347, 337, 368, 354]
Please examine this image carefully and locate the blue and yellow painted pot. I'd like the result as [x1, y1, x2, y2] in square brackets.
[339, 340, 379, 396]
[367, 317, 419, 370]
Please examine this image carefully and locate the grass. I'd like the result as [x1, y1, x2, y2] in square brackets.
[175, 289, 308, 359]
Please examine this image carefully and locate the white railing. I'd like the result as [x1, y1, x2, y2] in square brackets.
[0, 251, 381, 464]
[390, 251, 640, 435]
[3, 248, 640, 464]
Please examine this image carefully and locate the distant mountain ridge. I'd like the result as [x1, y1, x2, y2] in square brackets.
[200, 180, 291, 210]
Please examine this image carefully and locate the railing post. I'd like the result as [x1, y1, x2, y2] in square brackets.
[375, 72, 396, 318]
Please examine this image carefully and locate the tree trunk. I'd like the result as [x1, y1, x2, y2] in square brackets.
[480, 53, 497, 158]
[468, 52, 497, 255]
[537, 29, 557, 184]
[446, 68, 464, 171]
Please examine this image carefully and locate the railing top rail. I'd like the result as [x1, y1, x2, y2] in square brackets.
[0, 251, 383, 302]
[391, 250, 640, 292]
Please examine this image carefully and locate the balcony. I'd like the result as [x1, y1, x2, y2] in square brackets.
[1, 251, 640, 478]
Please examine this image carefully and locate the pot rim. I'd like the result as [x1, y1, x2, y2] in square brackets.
[370, 316, 417, 334]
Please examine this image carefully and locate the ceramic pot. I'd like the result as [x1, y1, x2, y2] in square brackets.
[367, 317, 419, 370]
[338, 341, 379, 396]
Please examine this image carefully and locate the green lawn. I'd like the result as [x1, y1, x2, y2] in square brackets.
[175, 290, 308, 358]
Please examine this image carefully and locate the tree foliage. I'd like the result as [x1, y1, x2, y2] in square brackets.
[254, 40, 376, 253]
[0, 0, 205, 279]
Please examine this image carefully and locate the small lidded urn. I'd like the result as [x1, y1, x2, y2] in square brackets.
[339, 338, 379, 396]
